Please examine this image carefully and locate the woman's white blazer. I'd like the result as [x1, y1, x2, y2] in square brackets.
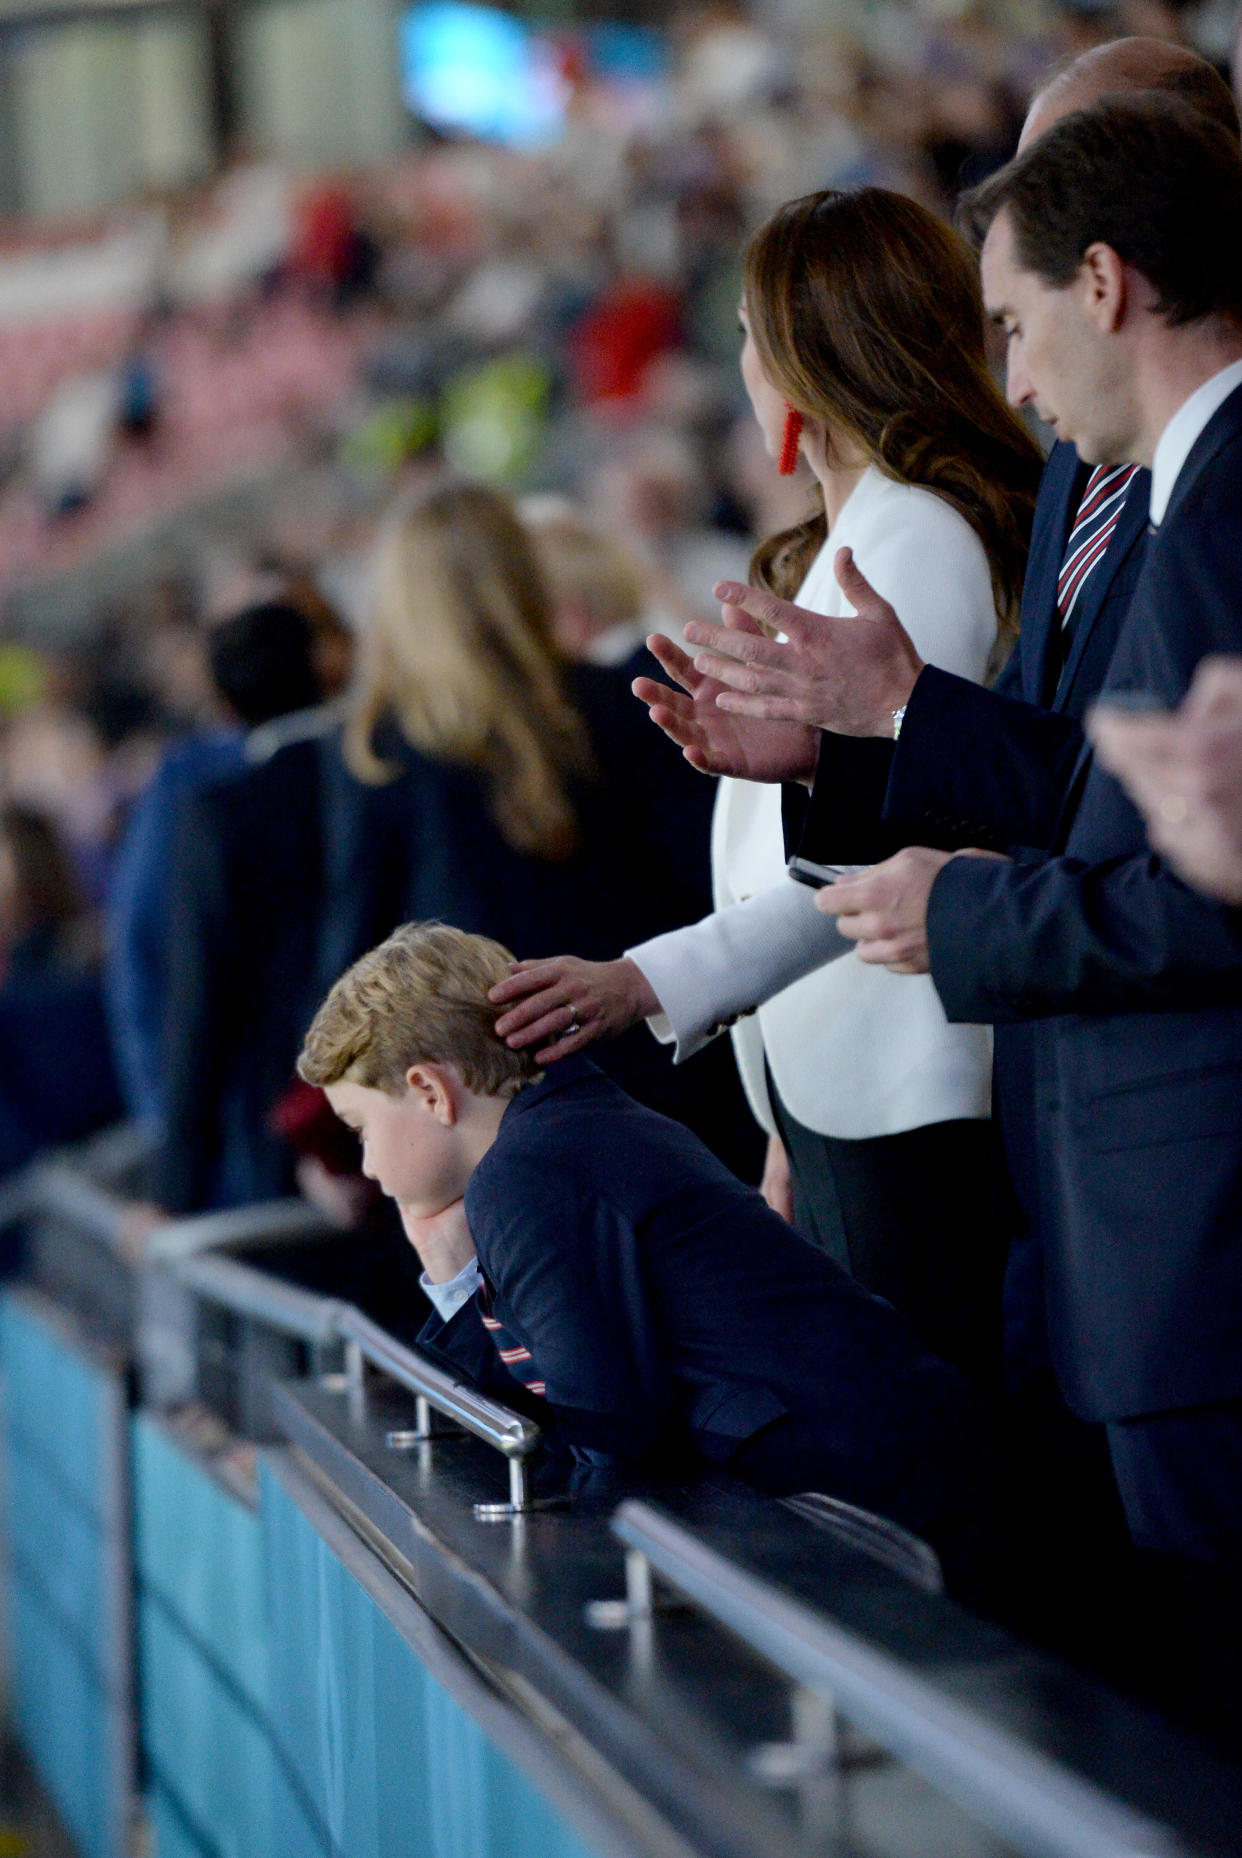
[628, 466, 998, 1140]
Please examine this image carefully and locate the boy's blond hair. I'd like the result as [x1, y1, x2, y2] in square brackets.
[298, 921, 541, 1099]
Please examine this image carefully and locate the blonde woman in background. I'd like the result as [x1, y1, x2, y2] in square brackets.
[325, 478, 760, 1171]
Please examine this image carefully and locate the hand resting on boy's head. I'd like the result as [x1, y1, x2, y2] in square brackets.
[490, 954, 659, 1062]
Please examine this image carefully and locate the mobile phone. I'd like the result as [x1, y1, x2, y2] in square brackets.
[787, 857, 866, 888]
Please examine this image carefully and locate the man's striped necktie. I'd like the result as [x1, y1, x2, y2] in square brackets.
[1057, 463, 1141, 625]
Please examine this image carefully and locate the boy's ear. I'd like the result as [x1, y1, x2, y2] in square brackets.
[405, 1062, 460, 1126]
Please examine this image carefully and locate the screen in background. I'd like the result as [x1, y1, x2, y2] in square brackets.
[585, 23, 668, 89]
[401, 3, 569, 148]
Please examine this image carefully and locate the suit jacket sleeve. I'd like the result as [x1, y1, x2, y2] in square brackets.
[626, 879, 851, 1061]
[790, 494, 1078, 864]
[929, 847, 1242, 1022]
[881, 667, 1085, 852]
[416, 1296, 533, 1403]
[795, 665, 1085, 866]
[467, 1163, 673, 1463]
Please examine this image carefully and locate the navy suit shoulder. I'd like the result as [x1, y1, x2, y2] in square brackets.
[425, 1060, 995, 1553]
[878, 453, 1149, 851]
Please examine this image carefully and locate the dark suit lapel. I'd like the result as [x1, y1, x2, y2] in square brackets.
[1022, 442, 1084, 706]
[1054, 475, 1149, 712]
[1057, 386, 1242, 808]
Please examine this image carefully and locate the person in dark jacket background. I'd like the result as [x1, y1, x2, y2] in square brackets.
[0, 803, 121, 1177]
[106, 597, 331, 1136]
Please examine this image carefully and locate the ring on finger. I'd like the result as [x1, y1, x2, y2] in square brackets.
[565, 1007, 581, 1037]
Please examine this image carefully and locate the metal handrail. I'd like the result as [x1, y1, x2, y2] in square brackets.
[164, 1255, 541, 1514]
[171, 1252, 346, 1346]
[0, 1154, 333, 1265]
[145, 1197, 333, 1263]
[158, 1237, 543, 1514]
[4, 1135, 543, 1514]
[612, 1501, 1189, 1858]
[19, 1162, 128, 1250]
[335, 1306, 542, 1516]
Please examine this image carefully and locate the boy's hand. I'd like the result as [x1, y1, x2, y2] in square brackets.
[398, 1199, 476, 1283]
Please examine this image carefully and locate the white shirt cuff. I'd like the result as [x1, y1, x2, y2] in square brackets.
[627, 879, 851, 1063]
[420, 1256, 483, 1324]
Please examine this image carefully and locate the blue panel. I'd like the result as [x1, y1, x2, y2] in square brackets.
[269, 1751, 331, 1858]
[261, 1465, 330, 1830]
[422, 1679, 488, 1858]
[485, 1747, 605, 1858]
[262, 1468, 382, 1857]
[3, 1437, 109, 1680]
[0, 1293, 114, 1523]
[137, 1592, 273, 1858]
[0, 1293, 128, 1858]
[149, 1784, 214, 1858]
[131, 1415, 268, 1713]
[8, 1573, 114, 1858]
[261, 1467, 599, 1858]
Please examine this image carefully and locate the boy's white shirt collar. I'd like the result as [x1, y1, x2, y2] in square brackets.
[1149, 358, 1242, 526]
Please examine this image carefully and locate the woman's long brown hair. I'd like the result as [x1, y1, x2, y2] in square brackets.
[745, 188, 1042, 651]
[344, 482, 592, 860]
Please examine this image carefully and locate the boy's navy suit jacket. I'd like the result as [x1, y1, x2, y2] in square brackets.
[417, 1058, 991, 1544]
[800, 402, 1242, 1424]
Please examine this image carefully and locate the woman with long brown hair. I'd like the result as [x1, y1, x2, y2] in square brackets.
[491, 187, 1043, 1387]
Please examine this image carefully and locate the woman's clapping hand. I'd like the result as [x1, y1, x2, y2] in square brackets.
[635, 624, 820, 785]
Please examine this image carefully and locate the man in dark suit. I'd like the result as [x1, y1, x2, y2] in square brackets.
[300, 921, 999, 1594]
[681, 97, 1242, 1599]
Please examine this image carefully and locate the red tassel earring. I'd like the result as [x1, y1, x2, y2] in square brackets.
[778, 402, 803, 476]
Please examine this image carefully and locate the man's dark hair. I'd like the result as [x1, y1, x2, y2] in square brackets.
[208, 601, 321, 727]
[961, 95, 1242, 327]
